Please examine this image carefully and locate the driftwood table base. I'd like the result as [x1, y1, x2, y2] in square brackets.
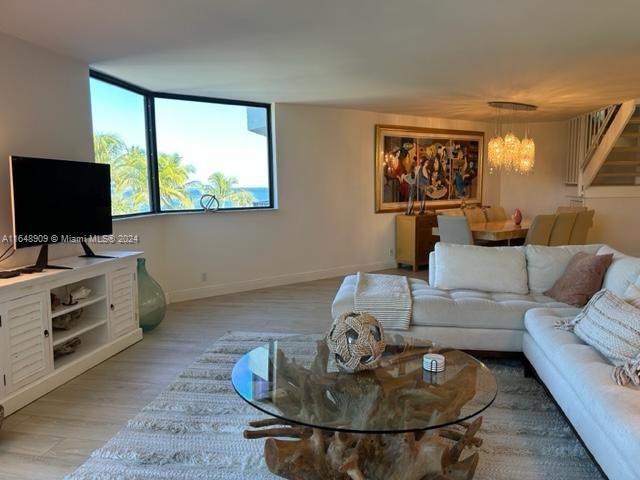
[244, 416, 483, 480]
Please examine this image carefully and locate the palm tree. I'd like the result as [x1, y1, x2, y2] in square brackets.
[158, 153, 195, 209]
[207, 172, 255, 207]
[94, 133, 126, 166]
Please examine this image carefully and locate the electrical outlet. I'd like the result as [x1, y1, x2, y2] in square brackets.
[201, 272, 208, 282]
[389, 248, 394, 257]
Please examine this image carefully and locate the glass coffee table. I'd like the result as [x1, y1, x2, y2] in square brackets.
[232, 333, 497, 480]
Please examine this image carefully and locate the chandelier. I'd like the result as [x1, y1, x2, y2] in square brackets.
[487, 101, 537, 175]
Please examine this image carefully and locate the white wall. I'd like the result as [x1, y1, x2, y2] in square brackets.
[498, 121, 574, 218]
[584, 188, 640, 256]
[0, 32, 94, 266]
[114, 105, 498, 302]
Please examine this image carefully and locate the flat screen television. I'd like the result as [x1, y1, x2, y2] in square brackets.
[10, 156, 113, 269]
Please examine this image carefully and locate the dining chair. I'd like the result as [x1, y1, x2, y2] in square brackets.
[485, 206, 507, 222]
[463, 207, 487, 224]
[569, 210, 595, 245]
[556, 206, 588, 213]
[548, 212, 578, 246]
[437, 215, 474, 245]
[436, 208, 464, 216]
[524, 214, 557, 246]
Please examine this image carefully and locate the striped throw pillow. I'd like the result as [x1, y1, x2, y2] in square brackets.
[556, 289, 640, 386]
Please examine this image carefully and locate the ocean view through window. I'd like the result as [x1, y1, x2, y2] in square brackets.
[89, 71, 273, 217]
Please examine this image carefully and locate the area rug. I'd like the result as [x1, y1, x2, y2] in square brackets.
[66, 331, 604, 480]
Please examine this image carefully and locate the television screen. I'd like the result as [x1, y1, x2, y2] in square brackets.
[10, 156, 112, 248]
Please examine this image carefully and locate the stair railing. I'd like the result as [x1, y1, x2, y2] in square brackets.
[582, 104, 619, 170]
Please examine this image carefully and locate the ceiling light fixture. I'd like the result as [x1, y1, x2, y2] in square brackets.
[487, 101, 537, 175]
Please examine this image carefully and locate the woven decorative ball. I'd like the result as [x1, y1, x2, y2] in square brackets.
[326, 312, 385, 372]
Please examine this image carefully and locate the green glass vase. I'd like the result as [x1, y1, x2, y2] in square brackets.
[137, 258, 166, 332]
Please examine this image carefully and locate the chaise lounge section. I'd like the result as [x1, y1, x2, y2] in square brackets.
[332, 243, 640, 480]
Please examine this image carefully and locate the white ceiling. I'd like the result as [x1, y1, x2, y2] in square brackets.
[1, 0, 640, 121]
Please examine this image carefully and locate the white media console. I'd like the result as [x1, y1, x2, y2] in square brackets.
[0, 251, 143, 415]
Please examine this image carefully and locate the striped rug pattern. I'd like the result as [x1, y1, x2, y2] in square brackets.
[66, 332, 604, 480]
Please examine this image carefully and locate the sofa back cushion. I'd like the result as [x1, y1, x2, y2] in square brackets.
[433, 243, 528, 294]
[598, 245, 640, 297]
[525, 244, 602, 294]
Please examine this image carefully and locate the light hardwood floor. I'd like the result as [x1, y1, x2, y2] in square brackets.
[0, 268, 423, 479]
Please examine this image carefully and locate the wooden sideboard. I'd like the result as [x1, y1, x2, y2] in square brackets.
[395, 213, 438, 271]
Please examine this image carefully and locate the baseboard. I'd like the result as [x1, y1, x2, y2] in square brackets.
[166, 260, 397, 304]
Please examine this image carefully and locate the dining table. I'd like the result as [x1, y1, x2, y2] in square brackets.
[432, 218, 531, 244]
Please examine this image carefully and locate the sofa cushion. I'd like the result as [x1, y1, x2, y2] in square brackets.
[410, 284, 576, 330]
[433, 243, 528, 294]
[525, 308, 640, 469]
[599, 245, 640, 297]
[331, 274, 574, 331]
[525, 244, 601, 294]
[544, 252, 613, 307]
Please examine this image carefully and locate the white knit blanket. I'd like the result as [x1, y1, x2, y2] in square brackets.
[354, 272, 412, 330]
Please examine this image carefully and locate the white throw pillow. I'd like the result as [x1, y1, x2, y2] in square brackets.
[623, 284, 640, 309]
[525, 245, 601, 294]
[433, 243, 528, 294]
[557, 289, 640, 386]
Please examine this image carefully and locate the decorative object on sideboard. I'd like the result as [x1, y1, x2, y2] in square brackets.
[326, 312, 386, 372]
[375, 125, 484, 213]
[53, 337, 81, 359]
[137, 258, 166, 332]
[53, 308, 84, 331]
[61, 285, 91, 307]
[512, 208, 523, 226]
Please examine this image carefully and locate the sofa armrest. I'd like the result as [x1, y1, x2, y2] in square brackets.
[429, 251, 436, 286]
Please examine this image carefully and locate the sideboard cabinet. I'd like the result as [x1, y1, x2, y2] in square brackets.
[0, 251, 142, 415]
[395, 213, 438, 271]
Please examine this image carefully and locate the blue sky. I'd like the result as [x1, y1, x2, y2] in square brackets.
[89, 78, 269, 188]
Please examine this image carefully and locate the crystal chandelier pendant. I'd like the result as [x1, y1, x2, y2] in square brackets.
[487, 101, 537, 175]
[519, 136, 536, 174]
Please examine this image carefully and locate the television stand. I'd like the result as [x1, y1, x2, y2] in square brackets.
[79, 240, 115, 259]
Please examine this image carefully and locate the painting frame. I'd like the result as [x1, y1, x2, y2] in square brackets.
[374, 125, 484, 213]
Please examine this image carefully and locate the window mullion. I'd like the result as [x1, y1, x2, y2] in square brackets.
[145, 95, 161, 213]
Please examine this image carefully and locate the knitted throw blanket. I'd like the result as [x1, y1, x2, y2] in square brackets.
[354, 272, 412, 330]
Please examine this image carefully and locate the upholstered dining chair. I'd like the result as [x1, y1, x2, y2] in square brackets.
[556, 206, 588, 213]
[569, 210, 595, 245]
[437, 215, 474, 245]
[435, 208, 464, 216]
[463, 207, 487, 224]
[548, 212, 578, 246]
[525, 214, 557, 246]
[484, 206, 508, 222]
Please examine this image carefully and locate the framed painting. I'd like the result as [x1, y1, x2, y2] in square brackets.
[374, 125, 484, 213]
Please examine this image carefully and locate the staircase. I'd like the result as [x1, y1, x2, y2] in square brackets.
[567, 99, 640, 193]
[592, 107, 640, 186]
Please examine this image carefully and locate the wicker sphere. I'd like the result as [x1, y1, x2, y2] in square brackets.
[327, 312, 386, 372]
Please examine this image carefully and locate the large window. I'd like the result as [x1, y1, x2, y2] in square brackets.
[89, 72, 273, 217]
[90, 78, 151, 215]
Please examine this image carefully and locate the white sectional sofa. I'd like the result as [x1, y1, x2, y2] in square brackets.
[332, 243, 640, 480]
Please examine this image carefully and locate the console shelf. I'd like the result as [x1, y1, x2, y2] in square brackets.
[51, 295, 107, 318]
[0, 251, 143, 415]
[52, 317, 108, 347]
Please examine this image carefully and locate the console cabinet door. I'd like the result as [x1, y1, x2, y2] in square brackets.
[109, 266, 137, 339]
[1, 292, 51, 393]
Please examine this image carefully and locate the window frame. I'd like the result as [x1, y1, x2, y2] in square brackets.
[90, 70, 275, 218]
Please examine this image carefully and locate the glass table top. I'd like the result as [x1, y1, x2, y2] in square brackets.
[231, 333, 497, 434]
